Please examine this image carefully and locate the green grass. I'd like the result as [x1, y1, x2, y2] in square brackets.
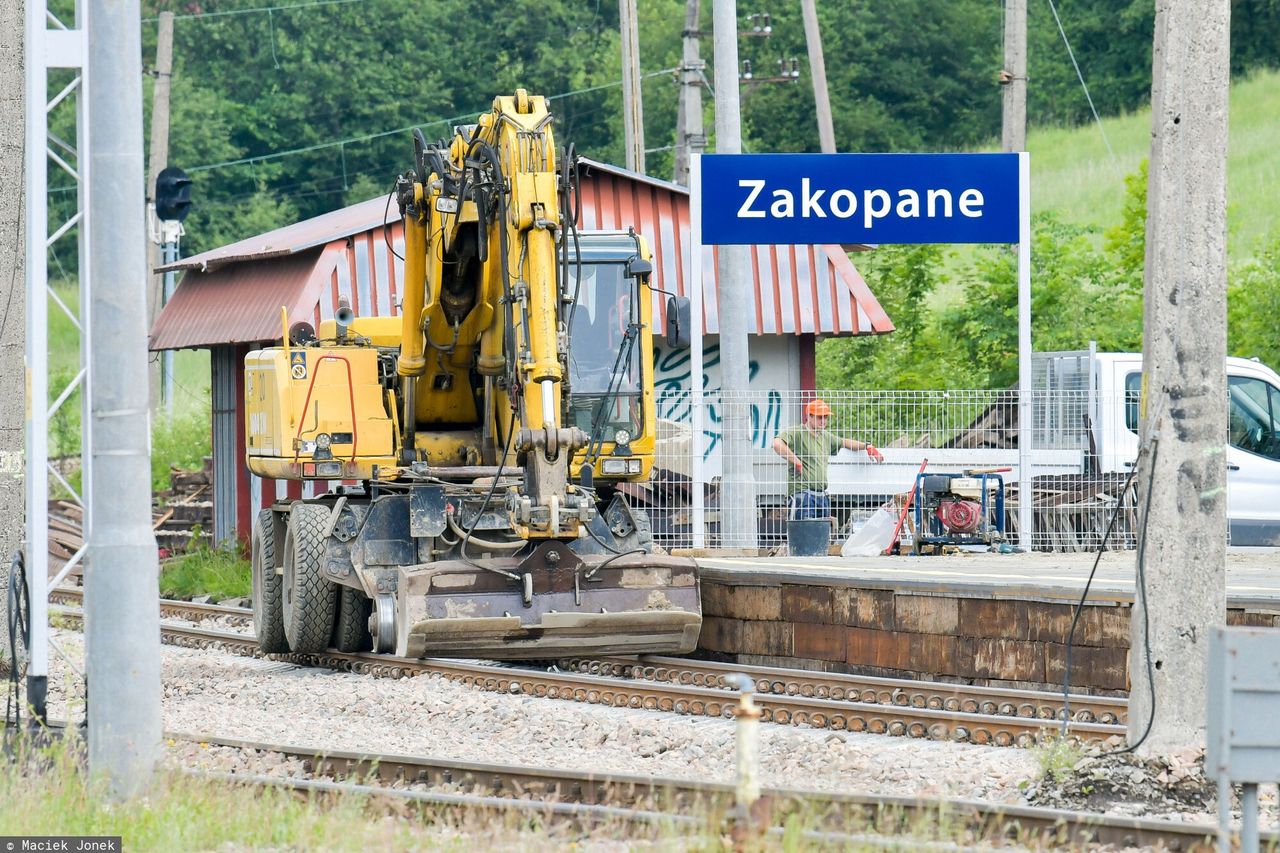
[47, 280, 213, 493]
[933, 68, 1280, 308]
[1029, 67, 1280, 259]
[158, 543, 250, 600]
[0, 737, 607, 851]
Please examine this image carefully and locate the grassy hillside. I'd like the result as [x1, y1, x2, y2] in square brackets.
[1029, 68, 1280, 258]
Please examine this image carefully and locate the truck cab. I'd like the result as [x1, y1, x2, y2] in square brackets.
[1092, 352, 1280, 546]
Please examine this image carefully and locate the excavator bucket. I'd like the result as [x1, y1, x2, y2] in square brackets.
[383, 544, 701, 659]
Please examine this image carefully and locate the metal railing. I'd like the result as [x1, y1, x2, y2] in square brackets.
[636, 388, 1139, 552]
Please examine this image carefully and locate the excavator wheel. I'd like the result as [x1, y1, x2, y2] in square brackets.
[281, 503, 338, 653]
[332, 586, 373, 653]
[251, 509, 289, 653]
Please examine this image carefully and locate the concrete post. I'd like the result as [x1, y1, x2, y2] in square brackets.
[86, 0, 162, 797]
[618, 0, 645, 174]
[0, 0, 25, 566]
[1001, 0, 1027, 152]
[672, 0, 704, 186]
[800, 0, 835, 153]
[711, 0, 756, 550]
[1131, 0, 1230, 755]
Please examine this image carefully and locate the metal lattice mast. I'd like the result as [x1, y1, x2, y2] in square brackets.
[25, 0, 93, 732]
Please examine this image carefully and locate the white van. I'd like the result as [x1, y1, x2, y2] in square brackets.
[1089, 352, 1280, 546]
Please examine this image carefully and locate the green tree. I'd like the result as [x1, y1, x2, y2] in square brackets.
[1228, 231, 1280, 366]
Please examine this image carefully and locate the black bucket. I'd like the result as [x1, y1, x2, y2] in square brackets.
[787, 519, 831, 557]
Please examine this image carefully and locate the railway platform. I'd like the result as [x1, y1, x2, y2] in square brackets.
[692, 549, 1280, 694]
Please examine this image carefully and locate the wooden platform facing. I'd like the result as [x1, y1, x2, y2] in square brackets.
[693, 549, 1280, 695]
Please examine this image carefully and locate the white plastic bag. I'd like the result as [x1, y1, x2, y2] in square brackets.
[841, 503, 899, 557]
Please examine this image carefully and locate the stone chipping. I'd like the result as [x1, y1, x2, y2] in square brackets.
[38, 626, 1275, 831]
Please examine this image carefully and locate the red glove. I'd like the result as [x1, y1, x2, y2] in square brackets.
[793, 459, 803, 474]
[866, 443, 885, 463]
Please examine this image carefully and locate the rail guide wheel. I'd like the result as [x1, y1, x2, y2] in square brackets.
[369, 593, 396, 654]
[281, 502, 338, 653]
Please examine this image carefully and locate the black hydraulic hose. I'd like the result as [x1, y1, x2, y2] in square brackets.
[459, 410, 523, 580]
[6, 549, 29, 729]
[474, 141, 519, 395]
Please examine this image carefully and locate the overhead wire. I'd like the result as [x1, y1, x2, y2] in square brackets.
[1042, 0, 1120, 171]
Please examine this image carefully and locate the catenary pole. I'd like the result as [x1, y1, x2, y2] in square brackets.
[1001, 0, 1027, 153]
[711, 0, 756, 549]
[0, 0, 24, 571]
[87, 0, 162, 797]
[619, 0, 645, 174]
[1130, 0, 1230, 756]
[799, 0, 835, 153]
[673, 0, 705, 185]
[145, 11, 173, 411]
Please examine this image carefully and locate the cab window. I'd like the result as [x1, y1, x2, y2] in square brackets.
[1228, 376, 1280, 460]
[1124, 372, 1141, 433]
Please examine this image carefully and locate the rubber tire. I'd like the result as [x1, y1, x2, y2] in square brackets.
[252, 509, 290, 653]
[282, 502, 338, 653]
[332, 586, 373, 653]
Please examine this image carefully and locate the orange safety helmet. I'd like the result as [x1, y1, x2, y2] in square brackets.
[805, 399, 833, 417]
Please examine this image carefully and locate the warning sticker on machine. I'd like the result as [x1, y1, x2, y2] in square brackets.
[290, 350, 307, 380]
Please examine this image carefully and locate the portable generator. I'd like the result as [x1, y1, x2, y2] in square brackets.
[912, 471, 1006, 548]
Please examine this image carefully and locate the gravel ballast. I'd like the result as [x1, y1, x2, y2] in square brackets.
[38, 626, 1277, 828]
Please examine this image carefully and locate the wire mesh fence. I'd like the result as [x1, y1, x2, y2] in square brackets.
[635, 388, 1140, 553]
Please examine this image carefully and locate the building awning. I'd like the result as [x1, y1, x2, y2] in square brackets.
[150, 249, 332, 350]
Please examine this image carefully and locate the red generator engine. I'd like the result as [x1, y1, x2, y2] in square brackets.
[912, 471, 1006, 548]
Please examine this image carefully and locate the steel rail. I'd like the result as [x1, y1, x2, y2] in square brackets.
[48, 607, 1125, 746]
[53, 587, 1129, 728]
[565, 654, 1130, 725]
[178, 731, 1249, 851]
[10, 716, 1252, 850]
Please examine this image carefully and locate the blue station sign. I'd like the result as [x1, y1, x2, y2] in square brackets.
[700, 152, 1021, 245]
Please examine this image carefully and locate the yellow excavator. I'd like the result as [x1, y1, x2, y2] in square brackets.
[244, 90, 701, 659]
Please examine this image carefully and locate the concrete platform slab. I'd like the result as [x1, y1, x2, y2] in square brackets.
[690, 549, 1280, 694]
[695, 548, 1280, 608]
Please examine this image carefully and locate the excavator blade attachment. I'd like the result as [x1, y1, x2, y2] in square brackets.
[390, 549, 701, 659]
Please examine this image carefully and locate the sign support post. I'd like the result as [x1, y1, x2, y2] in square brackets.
[1016, 152, 1033, 549]
[690, 154, 706, 549]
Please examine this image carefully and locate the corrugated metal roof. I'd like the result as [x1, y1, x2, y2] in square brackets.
[157, 194, 396, 274]
[150, 249, 331, 350]
[151, 161, 893, 350]
[577, 159, 893, 336]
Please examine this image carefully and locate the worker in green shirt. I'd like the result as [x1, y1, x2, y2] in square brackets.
[771, 398, 884, 520]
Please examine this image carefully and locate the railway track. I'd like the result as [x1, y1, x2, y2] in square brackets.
[12, 717, 1243, 850]
[49, 593, 1125, 747]
[165, 731, 1267, 851]
[562, 655, 1129, 725]
[53, 587, 1129, 730]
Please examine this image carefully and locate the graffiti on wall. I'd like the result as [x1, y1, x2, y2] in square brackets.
[653, 342, 784, 461]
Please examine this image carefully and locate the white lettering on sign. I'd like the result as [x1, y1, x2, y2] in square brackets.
[737, 180, 766, 218]
[733, 181, 986, 228]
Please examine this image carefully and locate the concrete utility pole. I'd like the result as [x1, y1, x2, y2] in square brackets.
[1000, 0, 1027, 152]
[800, 0, 835, 153]
[673, 0, 705, 185]
[618, 0, 645, 173]
[145, 11, 173, 410]
[0, 0, 25, 567]
[711, 0, 756, 550]
[87, 0, 162, 797]
[1131, 0, 1230, 755]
